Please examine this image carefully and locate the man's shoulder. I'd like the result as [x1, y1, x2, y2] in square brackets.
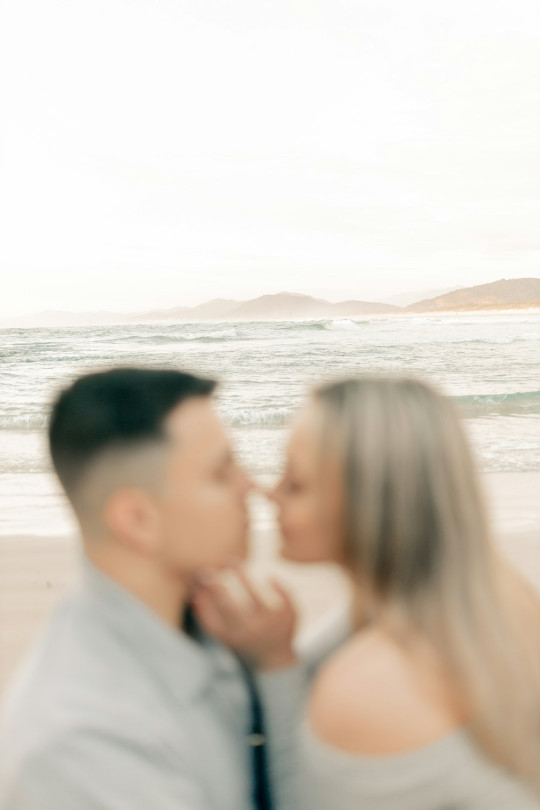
[1, 593, 163, 761]
[0, 721, 197, 810]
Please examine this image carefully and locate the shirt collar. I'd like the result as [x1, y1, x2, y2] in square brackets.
[79, 558, 214, 706]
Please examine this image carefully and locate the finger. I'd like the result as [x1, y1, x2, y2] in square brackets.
[233, 564, 266, 612]
[192, 592, 229, 639]
[270, 579, 296, 614]
[195, 567, 220, 586]
[201, 580, 253, 629]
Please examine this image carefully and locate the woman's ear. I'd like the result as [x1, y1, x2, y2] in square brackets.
[103, 488, 161, 554]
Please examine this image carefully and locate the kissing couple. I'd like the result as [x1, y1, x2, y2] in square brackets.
[1, 367, 539, 810]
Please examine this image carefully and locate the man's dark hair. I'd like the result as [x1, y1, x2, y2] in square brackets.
[49, 367, 217, 497]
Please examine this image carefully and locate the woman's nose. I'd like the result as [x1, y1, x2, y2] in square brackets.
[241, 470, 255, 494]
[266, 481, 280, 503]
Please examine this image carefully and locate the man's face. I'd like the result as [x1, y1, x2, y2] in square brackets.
[155, 397, 252, 579]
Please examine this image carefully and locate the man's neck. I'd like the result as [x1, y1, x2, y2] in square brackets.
[85, 543, 189, 628]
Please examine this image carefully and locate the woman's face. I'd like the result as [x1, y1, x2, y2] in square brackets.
[270, 404, 344, 563]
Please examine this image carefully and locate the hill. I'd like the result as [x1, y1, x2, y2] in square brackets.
[0, 309, 131, 328]
[227, 292, 398, 320]
[407, 278, 540, 312]
[130, 299, 240, 323]
[3, 279, 539, 328]
[189, 298, 240, 319]
[383, 286, 459, 307]
[227, 292, 333, 320]
[331, 299, 401, 316]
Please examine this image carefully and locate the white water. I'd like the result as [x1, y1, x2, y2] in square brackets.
[1, 312, 539, 534]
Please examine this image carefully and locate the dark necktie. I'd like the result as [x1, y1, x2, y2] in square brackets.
[236, 655, 274, 810]
[183, 608, 273, 810]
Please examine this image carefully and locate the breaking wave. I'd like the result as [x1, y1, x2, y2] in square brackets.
[324, 319, 370, 331]
[0, 413, 47, 430]
[226, 406, 295, 427]
[455, 391, 540, 418]
[100, 328, 241, 345]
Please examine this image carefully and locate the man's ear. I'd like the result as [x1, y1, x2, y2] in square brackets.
[103, 488, 161, 554]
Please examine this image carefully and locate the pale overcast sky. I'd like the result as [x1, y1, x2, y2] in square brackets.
[0, 0, 539, 315]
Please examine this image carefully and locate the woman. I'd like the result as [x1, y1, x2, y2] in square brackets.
[195, 376, 540, 809]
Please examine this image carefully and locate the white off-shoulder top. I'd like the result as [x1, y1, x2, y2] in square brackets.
[296, 720, 540, 810]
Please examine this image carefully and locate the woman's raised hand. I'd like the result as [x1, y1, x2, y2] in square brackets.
[192, 564, 298, 671]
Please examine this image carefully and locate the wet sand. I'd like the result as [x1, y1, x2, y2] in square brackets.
[0, 471, 539, 694]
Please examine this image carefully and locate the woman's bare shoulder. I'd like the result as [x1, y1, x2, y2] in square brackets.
[308, 629, 463, 756]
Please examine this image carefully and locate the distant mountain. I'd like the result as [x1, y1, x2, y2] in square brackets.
[226, 292, 398, 320]
[128, 306, 192, 323]
[407, 278, 540, 312]
[189, 298, 241, 319]
[227, 292, 333, 320]
[0, 309, 130, 328]
[331, 299, 401, 316]
[129, 299, 241, 322]
[384, 286, 460, 307]
[2, 299, 242, 328]
[0, 292, 397, 328]
[3, 279, 538, 328]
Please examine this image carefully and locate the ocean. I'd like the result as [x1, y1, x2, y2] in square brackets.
[1, 312, 539, 536]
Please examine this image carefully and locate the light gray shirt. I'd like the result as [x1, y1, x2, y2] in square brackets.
[0, 560, 302, 810]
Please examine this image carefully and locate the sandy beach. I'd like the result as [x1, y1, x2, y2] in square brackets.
[1, 471, 539, 694]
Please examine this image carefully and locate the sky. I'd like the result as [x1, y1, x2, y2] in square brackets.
[0, 0, 539, 316]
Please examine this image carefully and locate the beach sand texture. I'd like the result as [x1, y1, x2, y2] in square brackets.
[1, 471, 538, 694]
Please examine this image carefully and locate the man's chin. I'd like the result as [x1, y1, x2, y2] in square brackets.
[279, 538, 316, 563]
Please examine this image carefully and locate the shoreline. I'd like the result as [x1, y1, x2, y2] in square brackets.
[1, 306, 539, 330]
[1, 470, 538, 694]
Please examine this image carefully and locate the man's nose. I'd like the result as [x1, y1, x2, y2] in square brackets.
[238, 467, 256, 496]
[266, 481, 280, 503]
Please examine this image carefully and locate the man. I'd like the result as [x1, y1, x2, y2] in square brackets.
[0, 367, 301, 810]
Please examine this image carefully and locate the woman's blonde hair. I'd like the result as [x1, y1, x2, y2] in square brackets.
[314, 376, 540, 788]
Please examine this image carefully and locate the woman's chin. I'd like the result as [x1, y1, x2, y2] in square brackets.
[279, 547, 300, 562]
